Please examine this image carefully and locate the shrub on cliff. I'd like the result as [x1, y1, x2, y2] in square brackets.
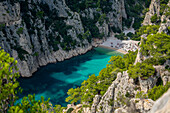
[140, 33, 170, 57]
[131, 25, 160, 41]
[9, 95, 52, 113]
[67, 108, 74, 113]
[16, 27, 24, 35]
[160, 0, 169, 15]
[151, 14, 158, 23]
[128, 62, 155, 80]
[0, 47, 20, 112]
[148, 82, 170, 101]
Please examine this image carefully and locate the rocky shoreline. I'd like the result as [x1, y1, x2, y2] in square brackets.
[0, 0, 126, 77]
[17, 39, 105, 77]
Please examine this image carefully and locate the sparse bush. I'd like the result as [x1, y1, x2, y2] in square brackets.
[128, 62, 155, 80]
[126, 32, 134, 38]
[136, 91, 147, 99]
[67, 108, 74, 113]
[148, 82, 170, 101]
[16, 27, 24, 35]
[151, 14, 158, 23]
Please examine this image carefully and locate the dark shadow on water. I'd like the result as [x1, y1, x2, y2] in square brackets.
[17, 48, 123, 106]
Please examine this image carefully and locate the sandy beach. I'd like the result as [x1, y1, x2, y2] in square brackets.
[100, 35, 139, 54]
[99, 45, 128, 54]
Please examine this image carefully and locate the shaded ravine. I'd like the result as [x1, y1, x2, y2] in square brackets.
[17, 47, 123, 106]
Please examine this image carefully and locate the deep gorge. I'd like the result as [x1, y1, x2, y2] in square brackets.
[0, 0, 170, 113]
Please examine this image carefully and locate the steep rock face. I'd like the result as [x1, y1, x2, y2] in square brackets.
[0, 2, 20, 25]
[158, 1, 170, 34]
[143, 0, 160, 25]
[91, 95, 101, 113]
[87, 70, 159, 113]
[88, 71, 137, 113]
[0, 0, 88, 77]
[0, 0, 127, 77]
[134, 34, 147, 65]
[154, 61, 170, 86]
[107, 0, 127, 30]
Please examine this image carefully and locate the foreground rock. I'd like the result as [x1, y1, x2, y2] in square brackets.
[150, 89, 170, 113]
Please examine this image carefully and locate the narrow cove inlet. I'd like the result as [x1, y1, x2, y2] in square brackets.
[17, 47, 123, 106]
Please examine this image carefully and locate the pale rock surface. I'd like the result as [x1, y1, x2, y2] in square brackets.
[87, 71, 137, 113]
[0, 2, 20, 25]
[158, 1, 170, 33]
[154, 64, 170, 85]
[143, 0, 160, 25]
[138, 77, 157, 93]
[129, 98, 154, 113]
[96, 21, 109, 37]
[91, 95, 101, 113]
[150, 89, 170, 113]
[87, 71, 156, 113]
[0, 0, 127, 77]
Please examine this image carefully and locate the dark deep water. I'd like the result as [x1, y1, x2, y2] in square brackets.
[17, 47, 123, 106]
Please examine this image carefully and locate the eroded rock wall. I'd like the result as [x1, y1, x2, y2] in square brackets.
[0, 0, 127, 77]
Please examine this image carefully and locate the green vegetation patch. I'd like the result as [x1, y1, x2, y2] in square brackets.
[140, 33, 170, 57]
[151, 14, 158, 23]
[67, 108, 74, 113]
[131, 25, 160, 41]
[128, 62, 155, 80]
[124, 0, 151, 29]
[148, 82, 170, 101]
[160, 0, 169, 15]
[16, 27, 24, 35]
[0, 47, 20, 112]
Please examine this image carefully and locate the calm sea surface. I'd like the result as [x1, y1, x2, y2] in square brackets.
[17, 47, 123, 106]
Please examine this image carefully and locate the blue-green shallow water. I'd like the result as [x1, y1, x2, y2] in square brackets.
[17, 47, 123, 106]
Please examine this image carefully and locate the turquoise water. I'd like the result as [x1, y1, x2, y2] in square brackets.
[17, 47, 123, 106]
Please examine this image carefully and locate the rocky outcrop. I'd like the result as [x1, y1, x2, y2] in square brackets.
[86, 71, 137, 113]
[0, 2, 20, 25]
[91, 95, 101, 113]
[113, 71, 136, 108]
[114, 98, 154, 113]
[84, 56, 169, 113]
[84, 70, 159, 113]
[138, 77, 157, 93]
[158, 1, 170, 34]
[63, 104, 82, 113]
[154, 62, 170, 86]
[143, 0, 170, 27]
[143, 0, 160, 25]
[96, 21, 109, 37]
[150, 89, 170, 113]
[108, 0, 127, 30]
